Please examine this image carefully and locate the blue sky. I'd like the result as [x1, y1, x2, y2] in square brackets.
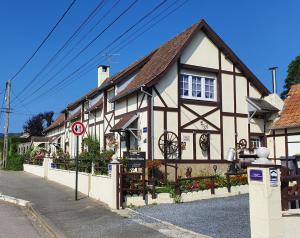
[0, 0, 299, 132]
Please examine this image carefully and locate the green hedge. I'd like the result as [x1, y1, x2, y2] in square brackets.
[6, 155, 24, 171]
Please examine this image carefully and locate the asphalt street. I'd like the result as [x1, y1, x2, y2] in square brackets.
[0, 170, 249, 238]
[0, 201, 41, 238]
[0, 171, 168, 238]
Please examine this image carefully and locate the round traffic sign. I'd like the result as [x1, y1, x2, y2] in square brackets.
[71, 121, 85, 136]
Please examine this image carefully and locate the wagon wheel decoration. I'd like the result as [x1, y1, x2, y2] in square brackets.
[199, 133, 210, 151]
[237, 139, 247, 150]
[158, 131, 179, 159]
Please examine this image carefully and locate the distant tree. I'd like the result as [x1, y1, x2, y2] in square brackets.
[281, 56, 300, 99]
[23, 111, 54, 136]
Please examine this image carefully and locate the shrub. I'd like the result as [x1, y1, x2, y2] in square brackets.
[7, 155, 24, 171]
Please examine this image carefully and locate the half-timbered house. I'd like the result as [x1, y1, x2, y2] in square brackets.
[45, 19, 280, 174]
[267, 84, 300, 172]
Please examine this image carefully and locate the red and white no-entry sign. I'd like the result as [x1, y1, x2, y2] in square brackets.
[71, 121, 85, 136]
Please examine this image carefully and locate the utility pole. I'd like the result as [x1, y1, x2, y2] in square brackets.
[2, 80, 11, 169]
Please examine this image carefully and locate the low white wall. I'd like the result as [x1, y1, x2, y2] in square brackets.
[48, 169, 90, 195]
[282, 210, 300, 238]
[89, 175, 114, 207]
[23, 164, 44, 178]
[24, 162, 116, 209]
[125, 185, 249, 207]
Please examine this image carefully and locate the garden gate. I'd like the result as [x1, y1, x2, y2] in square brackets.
[118, 151, 146, 209]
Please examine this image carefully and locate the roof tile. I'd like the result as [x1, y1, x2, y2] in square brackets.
[272, 84, 300, 129]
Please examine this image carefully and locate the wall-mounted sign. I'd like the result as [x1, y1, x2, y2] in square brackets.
[143, 127, 148, 133]
[249, 169, 263, 182]
[123, 151, 146, 168]
[108, 164, 112, 175]
[182, 135, 190, 142]
[269, 168, 278, 187]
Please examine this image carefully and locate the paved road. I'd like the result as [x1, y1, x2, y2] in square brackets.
[134, 194, 250, 238]
[0, 201, 41, 238]
[0, 171, 168, 238]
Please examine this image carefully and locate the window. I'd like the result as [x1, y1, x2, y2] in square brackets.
[205, 78, 214, 99]
[180, 74, 216, 101]
[192, 76, 201, 97]
[180, 75, 189, 96]
[250, 137, 261, 149]
[107, 89, 115, 111]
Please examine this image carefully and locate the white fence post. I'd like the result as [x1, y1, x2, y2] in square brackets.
[110, 156, 121, 210]
[247, 163, 283, 238]
[43, 157, 49, 179]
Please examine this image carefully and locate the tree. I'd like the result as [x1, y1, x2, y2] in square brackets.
[281, 56, 300, 99]
[23, 111, 54, 136]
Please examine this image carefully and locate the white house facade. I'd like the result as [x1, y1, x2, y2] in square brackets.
[44, 19, 282, 175]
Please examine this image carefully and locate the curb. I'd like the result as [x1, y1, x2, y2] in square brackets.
[0, 193, 65, 238]
[0, 193, 29, 206]
[127, 208, 212, 238]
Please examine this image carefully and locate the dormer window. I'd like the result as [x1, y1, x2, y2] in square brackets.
[180, 73, 217, 101]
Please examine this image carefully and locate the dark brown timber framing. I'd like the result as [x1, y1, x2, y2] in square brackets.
[247, 81, 250, 146]
[177, 58, 182, 160]
[218, 49, 224, 159]
[233, 66, 237, 155]
[147, 89, 152, 160]
[180, 63, 244, 77]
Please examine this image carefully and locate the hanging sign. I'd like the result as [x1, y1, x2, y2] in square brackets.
[71, 121, 86, 136]
[123, 151, 146, 168]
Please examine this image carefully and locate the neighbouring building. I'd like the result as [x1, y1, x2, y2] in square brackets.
[44, 19, 282, 175]
[18, 133, 50, 155]
[267, 84, 300, 172]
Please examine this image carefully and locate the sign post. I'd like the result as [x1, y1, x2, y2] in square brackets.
[71, 121, 86, 201]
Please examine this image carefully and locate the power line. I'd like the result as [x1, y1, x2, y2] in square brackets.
[9, 0, 77, 82]
[18, 0, 166, 104]
[15, 0, 139, 104]
[39, 0, 121, 84]
[13, 0, 106, 101]
[14, 0, 187, 108]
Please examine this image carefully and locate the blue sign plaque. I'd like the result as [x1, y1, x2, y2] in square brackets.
[108, 164, 112, 175]
[250, 169, 263, 182]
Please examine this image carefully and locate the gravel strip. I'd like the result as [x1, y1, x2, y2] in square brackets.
[134, 194, 250, 238]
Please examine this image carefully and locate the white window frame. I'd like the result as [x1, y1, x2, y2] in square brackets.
[107, 88, 115, 112]
[180, 72, 217, 101]
[250, 137, 261, 149]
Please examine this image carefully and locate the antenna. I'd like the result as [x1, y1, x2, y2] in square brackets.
[102, 53, 120, 66]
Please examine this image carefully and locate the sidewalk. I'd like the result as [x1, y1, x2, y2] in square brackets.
[0, 201, 41, 238]
[0, 171, 167, 238]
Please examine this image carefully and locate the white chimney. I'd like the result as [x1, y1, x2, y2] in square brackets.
[97, 65, 110, 87]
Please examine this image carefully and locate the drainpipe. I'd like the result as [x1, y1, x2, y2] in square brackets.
[141, 86, 153, 160]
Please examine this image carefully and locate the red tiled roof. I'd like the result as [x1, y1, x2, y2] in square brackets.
[86, 98, 103, 113]
[44, 113, 65, 132]
[112, 19, 269, 101]
[69, 109, 81, 121]
[272, 84, 300, 129]
[66, 87, 99, 111]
